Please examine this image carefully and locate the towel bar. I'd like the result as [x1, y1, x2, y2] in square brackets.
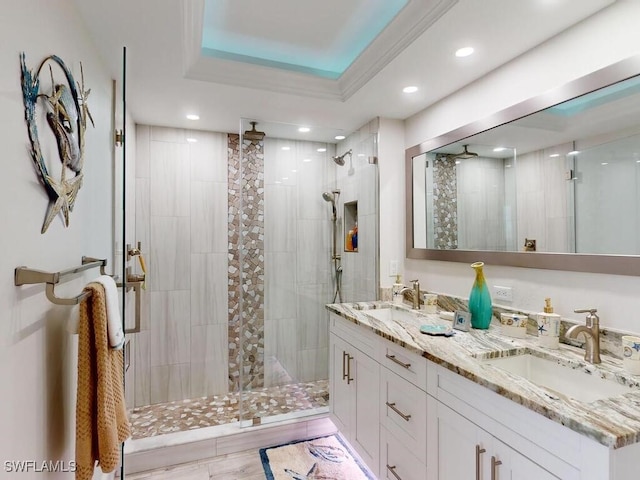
[15, 256, 144, 332]
[15, 256, 110, 305]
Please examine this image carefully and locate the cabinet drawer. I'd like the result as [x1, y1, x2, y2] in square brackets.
[379, 339, 427, 391]
[330, 313, 379, 358]
[380, 427, 427, 480]
[380, 368, 427, 463]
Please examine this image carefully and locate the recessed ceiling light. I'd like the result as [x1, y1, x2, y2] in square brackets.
[568, 150, 580, 156]
[291, 169, 298, 173]
[186, 137, 197, 143]
[298, 127, 310, 133]
[493, 147, 506, 152]
[282, 177, 289, 181]
[281, 146, 290, 151]
[357, 153, 365, 157]
[601, 162, 609, 166]
[403, 86, 418, 94]
[317, 148, 327, 152]
[303, 158, 312, 162]
[549, 153, 560, 158]
[186, 114, 200, 120]
[455, 47, 474, 58]
[335, 135, 346, 140]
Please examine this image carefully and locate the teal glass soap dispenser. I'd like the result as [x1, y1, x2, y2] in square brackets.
[469, 262, 493, 329]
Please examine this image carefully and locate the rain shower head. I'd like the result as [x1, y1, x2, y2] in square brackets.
[332, 149, 352, 166]
[448, 144, 478, 160]
[244, 121, 265, 141]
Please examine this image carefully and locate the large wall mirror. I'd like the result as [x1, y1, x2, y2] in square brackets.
[406, 55, 640, 275]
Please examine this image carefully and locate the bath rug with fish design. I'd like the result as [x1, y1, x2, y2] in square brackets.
[259, 434, 374, 480]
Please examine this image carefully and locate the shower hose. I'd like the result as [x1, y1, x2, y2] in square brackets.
[333, 262, 343, 303]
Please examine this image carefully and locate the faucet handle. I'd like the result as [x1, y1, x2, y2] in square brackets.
[574, 308, 599, 326]
[574, 308, 597, 314]
[410, 279, 419, 286]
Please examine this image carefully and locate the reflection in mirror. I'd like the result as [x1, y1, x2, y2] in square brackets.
[412, 69, 640, 258]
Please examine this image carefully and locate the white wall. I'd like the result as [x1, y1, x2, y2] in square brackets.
[0, 0, 114, 476]
[378, 118, 406, 287]
[401, 1, 640, 334]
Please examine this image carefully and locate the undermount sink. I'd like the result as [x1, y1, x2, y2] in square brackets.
[363, 307, 422, 324]
[483, 352, 634, 403]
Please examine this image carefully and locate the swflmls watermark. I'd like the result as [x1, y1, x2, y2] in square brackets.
[4, 460, 77, 473]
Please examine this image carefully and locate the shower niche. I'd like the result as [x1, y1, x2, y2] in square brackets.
[344, 201, 358, 252]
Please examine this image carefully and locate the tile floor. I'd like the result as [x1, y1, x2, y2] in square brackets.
[129, 380, 329, 439]
[125, 448, 266, 480]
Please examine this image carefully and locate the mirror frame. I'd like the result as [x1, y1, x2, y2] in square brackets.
[405, 54, 640, 276]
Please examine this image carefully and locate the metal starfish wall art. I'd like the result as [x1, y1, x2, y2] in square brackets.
[20, 53, 94, 233]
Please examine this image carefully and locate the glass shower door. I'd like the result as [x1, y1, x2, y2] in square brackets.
[236, 119, 337, 426]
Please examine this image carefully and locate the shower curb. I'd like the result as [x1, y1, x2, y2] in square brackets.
[122, 414, 335, 475]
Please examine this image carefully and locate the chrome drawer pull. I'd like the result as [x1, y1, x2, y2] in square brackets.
[386, 464, 402, 480]
[491, 456, 502, 480]
[385, 353, 411, 369]
[475, 445, 486, 480]
[386, 402, 411, 421]
[342, 351, 348, 381]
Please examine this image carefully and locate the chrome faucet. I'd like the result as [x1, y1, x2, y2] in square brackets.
[399, 279, 421, 310]
[566, 308, 601, 364]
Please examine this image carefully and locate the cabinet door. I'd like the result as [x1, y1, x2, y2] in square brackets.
[434, 402, 487, 480]
[492, 439, 560, 480]
[352, 347, 380, 477]
[330, 333, 351, 434]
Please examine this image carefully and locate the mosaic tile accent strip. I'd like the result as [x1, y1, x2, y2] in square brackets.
[128, 380, 329, 439]
[228, 134, 242, 391]
[240, 137, 265, 390]
[433, 155, 458, 249]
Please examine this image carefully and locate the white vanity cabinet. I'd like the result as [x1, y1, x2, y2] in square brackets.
[329, 311, 640, 480]
[329, 316, 380, 477]
[426, 362, 640, 480]
[432, 399, 560, 480]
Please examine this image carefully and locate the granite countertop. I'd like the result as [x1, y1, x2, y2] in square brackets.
[326, 301, 640, 449]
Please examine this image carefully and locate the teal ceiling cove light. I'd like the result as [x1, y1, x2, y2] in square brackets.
[201, 0, 409, 79]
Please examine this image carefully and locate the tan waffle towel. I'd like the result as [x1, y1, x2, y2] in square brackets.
[76, 282, 130, 480]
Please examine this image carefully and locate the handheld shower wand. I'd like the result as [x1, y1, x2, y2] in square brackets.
[322, 190, 343, 302]
[322, 191, 337, 221]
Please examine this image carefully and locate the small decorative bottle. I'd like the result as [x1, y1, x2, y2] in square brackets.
[469, 261, 493, 329]
[352, 222, 358, 251]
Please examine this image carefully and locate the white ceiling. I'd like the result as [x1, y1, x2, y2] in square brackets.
[72, 0, 614, 142]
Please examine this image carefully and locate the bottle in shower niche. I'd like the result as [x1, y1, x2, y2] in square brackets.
[468, 261, 493, 329]
[345, 228, 354, 251]
[352, 222, 358, 251]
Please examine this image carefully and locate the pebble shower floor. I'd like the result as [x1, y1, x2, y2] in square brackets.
[129, 380, 329, 439]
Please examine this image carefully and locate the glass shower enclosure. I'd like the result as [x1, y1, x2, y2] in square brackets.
[236, 118, 380, 426]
